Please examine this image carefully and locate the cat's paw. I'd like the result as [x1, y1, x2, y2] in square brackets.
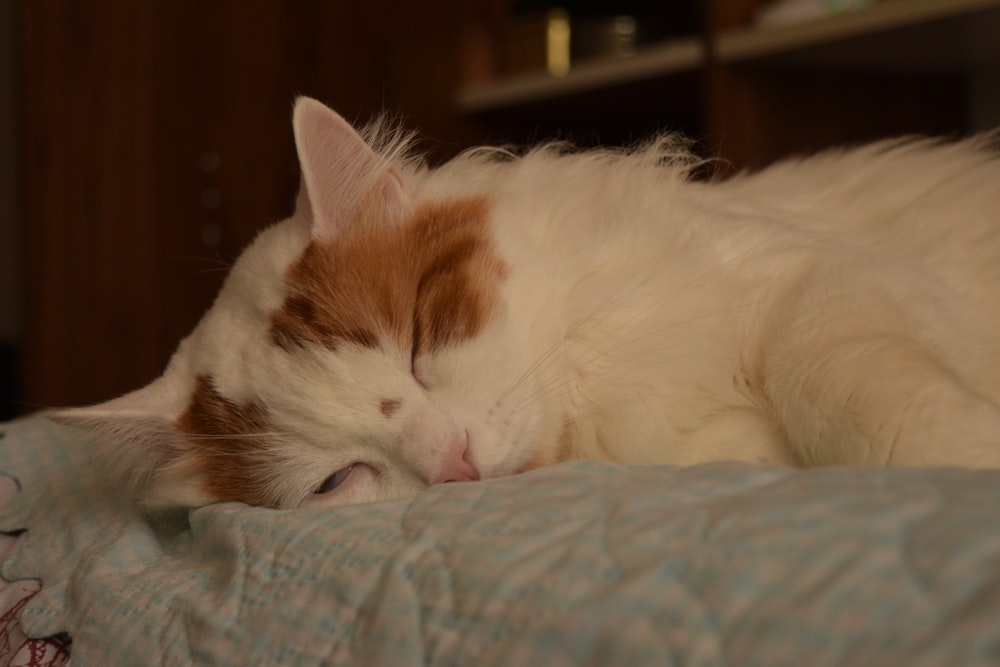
[887, 386, 1000, 468]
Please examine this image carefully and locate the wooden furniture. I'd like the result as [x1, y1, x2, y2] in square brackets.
[459, 0, 1000, 168]
[12, 0, 490, 410]
[7, 0, 999, 411]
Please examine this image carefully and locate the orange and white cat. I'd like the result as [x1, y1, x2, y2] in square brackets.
[57, 98, 1000, 509]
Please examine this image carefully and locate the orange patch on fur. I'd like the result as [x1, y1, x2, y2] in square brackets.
[270, 196, 507, 355]
[518, 422, 575, 473]
[174, 375, 282, 507]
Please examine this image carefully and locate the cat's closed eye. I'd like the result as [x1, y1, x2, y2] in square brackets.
[411, 325, 429, 388]
[315, 464, 354, 495]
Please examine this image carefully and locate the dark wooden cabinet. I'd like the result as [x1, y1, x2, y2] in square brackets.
[6, 0, 998, 412]
[12, 0, 492, 409]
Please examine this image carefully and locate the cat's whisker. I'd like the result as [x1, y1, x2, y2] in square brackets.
[497, 261, 692, 409]
[505, 298, 754, 420]
[497, 249, 669, 404]
[513, 324, 712, 412]
[184, 431, 292, 442]
[584, 300, 755, 365]
[176, 255, 235, 272]
[188, 267, 236, 278]
[575, 349, 713, 398]
[498, 245, 752, 420]
[176, 254, 234, 267]
[498, 234, 769, 411]
[511, 347, 713, 428]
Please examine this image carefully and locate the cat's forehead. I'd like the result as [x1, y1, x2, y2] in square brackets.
[270, 194, 508, 355]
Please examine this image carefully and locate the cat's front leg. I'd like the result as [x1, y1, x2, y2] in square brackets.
[760, 303, 1000, 469]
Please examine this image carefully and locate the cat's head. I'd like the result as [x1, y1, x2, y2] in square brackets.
[54, 98, 553, 509]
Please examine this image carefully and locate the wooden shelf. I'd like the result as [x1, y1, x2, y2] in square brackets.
[456, 36, 705, 114]
[457, 0, 1000, 116]
[453, 0, 997, 165]
[717, 0, 1000, 69]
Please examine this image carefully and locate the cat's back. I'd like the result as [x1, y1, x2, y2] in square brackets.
[717, 136, 1000, 261]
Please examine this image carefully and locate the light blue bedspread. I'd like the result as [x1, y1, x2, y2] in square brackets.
[1, 414, 999, 666]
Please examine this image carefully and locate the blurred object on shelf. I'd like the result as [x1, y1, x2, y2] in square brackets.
[501, 1, 700, 77]
[571, 13, 641, 62]
[502, 8, 571, 77]
[756, 0, 875, 27]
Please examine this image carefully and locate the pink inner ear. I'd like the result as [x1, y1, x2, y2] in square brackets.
[292, 97, 404, 245]
[293, 177, 313, 223]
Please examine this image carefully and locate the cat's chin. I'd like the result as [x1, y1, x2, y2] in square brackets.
[480, 462, 527, 480]
[472, 445, 549, 480]
[467, 424, 545, 480]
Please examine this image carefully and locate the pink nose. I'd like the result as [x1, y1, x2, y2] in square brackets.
[432, 430, 480, 484]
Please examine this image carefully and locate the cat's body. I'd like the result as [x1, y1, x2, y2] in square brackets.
[59, 98, 1000, 509]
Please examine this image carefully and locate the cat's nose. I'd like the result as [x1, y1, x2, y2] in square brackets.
[434, 430, 480, 484]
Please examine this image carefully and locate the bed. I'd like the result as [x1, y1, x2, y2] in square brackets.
[0, 413, 998, 665]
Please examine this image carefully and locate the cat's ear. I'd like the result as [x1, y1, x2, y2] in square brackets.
[50, 378, 215, 507]
[292, 97, 404, 244]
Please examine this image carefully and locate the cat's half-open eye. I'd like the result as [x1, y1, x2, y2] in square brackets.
[314, 464, 355, 494]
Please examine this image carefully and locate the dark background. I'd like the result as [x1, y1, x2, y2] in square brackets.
[1, 0, 997, 415]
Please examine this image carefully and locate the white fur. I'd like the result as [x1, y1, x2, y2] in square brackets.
[58, 99, 1000, 509]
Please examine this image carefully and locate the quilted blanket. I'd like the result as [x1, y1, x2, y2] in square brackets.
[0, 414, 999, 666]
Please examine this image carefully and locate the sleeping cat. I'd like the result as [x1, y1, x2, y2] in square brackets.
[56, 97, 1000, 509]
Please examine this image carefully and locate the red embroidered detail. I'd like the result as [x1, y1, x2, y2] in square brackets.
[0, 589, 71, 667]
